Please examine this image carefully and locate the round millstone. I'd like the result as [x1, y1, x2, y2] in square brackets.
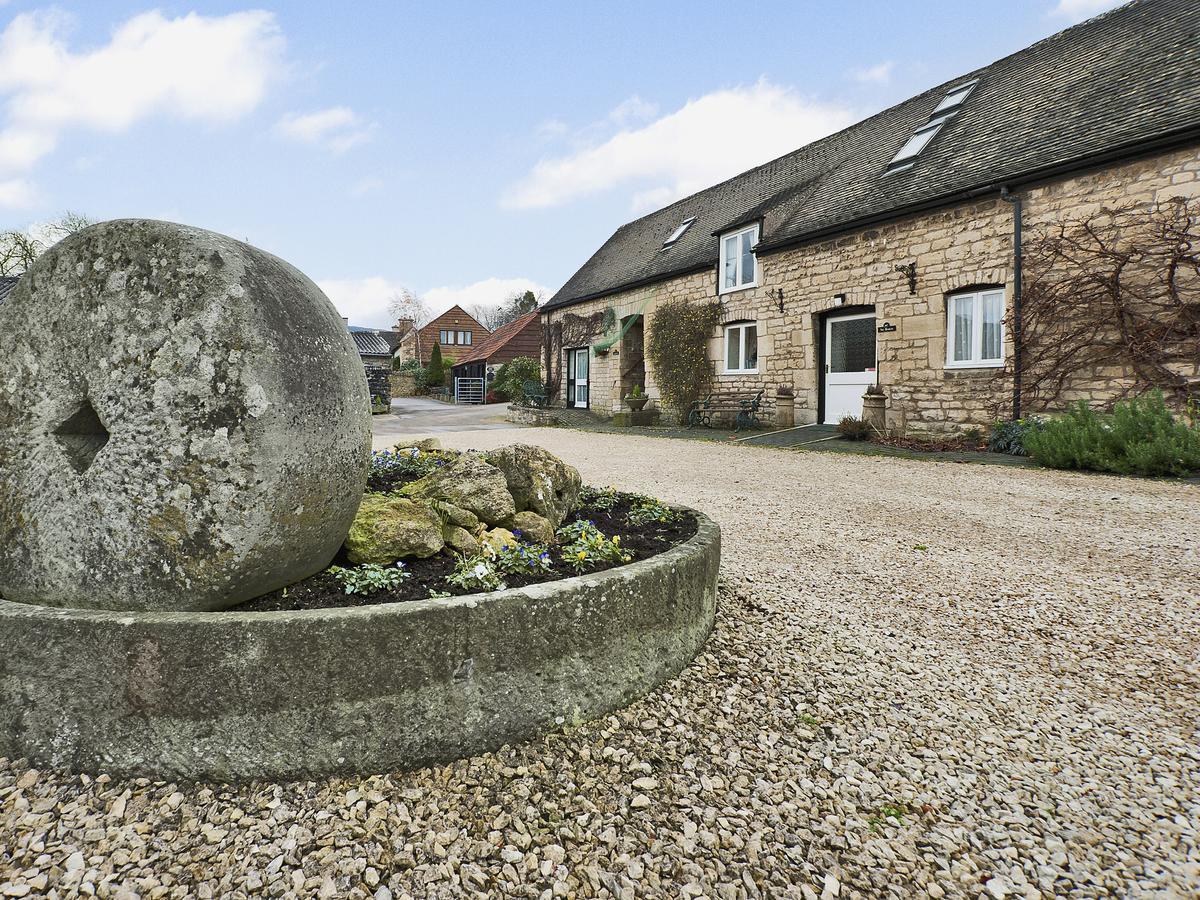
[0, 219, 371, 612]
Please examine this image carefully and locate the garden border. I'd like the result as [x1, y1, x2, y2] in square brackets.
[0, 510, 719, 781]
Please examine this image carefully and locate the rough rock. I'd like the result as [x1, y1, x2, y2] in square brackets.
[510, 511, 556, 544]
[481, 527, 517, 555]
[0, 219, 370, 611]
[438, 502, 480, 531]
[344, 496, 444, 564]
[443, 524, 479, 556]
[486, 444, 581, 527]
[402, 453, 515, 525]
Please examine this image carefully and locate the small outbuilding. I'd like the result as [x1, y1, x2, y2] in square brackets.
[450, 311, 541, 397]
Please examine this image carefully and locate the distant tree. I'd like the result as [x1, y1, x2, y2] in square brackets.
[426, 342, 446, 387]
[469, 289, 541, 331]
[0, 211, 96, 276]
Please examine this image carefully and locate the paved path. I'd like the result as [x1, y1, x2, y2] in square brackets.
[2, 425, 1197, 898]
[371, 397, 520, 444]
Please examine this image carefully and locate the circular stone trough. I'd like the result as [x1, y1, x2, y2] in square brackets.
[0, 511, 719, 781]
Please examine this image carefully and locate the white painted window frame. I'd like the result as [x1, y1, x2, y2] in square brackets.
[945, 288, 1006, 369]
[718, 224, 759, 295]
[723, 321, 759, 375]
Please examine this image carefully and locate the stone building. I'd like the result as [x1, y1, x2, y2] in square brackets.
[541, 0, 1200, 432]
[393, 305, 489, 368]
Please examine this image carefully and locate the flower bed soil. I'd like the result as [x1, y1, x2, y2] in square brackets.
[236, 489, 697, 613]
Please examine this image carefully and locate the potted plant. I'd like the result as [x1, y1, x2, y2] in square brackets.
[624, 384, 649, 412]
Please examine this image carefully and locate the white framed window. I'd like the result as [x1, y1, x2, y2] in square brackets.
[719, 224, 758, 293]
[458, 330, 471, 345]
[723, 322, 758, 374]
[945, 288, 1005, 368]
[439, 329, 457, 345]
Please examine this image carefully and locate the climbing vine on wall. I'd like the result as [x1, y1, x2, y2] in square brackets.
[992, 196, 1200, 416]
[647, 299, 721, 418]
[541, 308, 612, 398]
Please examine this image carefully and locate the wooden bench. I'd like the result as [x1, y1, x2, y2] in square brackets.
[688, 389, 764, 431]
[521, 379, 548, 408]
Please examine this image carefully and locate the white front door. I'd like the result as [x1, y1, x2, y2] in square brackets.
[823, 312, 877, 424]
[567, 348, 589, 408]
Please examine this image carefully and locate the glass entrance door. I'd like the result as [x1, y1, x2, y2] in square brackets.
[566, 348, 589, 409]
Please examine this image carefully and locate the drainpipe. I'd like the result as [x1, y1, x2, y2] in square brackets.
[1000, 186, 1023, 420]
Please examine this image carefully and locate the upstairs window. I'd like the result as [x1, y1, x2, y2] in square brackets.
[946, 288, 1005, 368]
[724, 322, 759, 374]
[662, 217, 695, 250]
[439, 329, 456, 345]
[719, 224, 758, 293]
[458, 330, 472, 345]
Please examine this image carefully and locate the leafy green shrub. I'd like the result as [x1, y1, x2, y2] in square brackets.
[647, 299, 721, 419]
[493, 356, 542, 403]
[988, 418, 1043, 456]
[556, 520, 631, 572]
[836, 416, 872, 441]
[327, 562, 410, 595]
[426, 343, 446, 387]
[1024, 392, 1200, 476]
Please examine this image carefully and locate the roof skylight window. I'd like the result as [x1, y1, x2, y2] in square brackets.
[932, 80, 977, 115]
[662, 217, 695, 249]
[885, 79, 979, 175]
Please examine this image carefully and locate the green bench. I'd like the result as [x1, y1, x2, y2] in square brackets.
[521, 379, 548, 408]
[688, 389, 764, 431]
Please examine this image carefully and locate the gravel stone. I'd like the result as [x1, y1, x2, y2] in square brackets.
[1, 427, 1197, 897]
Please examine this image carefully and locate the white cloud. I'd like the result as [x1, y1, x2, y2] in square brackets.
[318, 275, 550, 330]
[0, 177, 36, 208]
[423, 277, 550, 319]
[502, 80, 855, 213]
[317, 276, 410, 329]
[1049, 0, 1124, 20]
[0, 9, 284, 205]
[349, 175, 385, 197]
[276, 106, 374, 153]
[852, 61, 894, 86]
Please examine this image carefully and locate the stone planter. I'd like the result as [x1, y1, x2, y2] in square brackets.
[624, 396, 649, 412]
[0, 510, 720, 780]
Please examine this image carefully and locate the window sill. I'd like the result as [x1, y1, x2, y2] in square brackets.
[718, 282, 758, 296]
[944, 361, 1004, 370]
[722, 369, 759, 376]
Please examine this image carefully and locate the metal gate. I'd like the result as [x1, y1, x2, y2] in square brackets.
[454, 377, 485, 405]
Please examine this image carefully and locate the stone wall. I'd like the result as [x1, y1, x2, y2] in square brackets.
[390, 372, 420, 397]
[543, 145, 1200, 432]
[366, 366, 391, 406]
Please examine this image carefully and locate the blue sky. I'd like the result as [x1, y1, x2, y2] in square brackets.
[0, 0, 1123, 326]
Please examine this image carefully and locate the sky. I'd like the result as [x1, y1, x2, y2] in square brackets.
[0, 0, 1126, 328]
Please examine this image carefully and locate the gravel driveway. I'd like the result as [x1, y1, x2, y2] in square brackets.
[3, 427, 1198, 898]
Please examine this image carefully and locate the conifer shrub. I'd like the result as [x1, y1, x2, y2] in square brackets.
[426, 343, 446, 387]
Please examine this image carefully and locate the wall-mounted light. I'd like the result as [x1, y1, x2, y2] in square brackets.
[894, 262, 917, 295]
[774, 288, 785, 314]
[833, 293, 847, 307]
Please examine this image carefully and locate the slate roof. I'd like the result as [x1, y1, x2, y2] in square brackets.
[350, 329, 394, 357]
[546, 0, 1200, 311]
[453, 311, 540, 366]
[0, 276, 18, 305]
